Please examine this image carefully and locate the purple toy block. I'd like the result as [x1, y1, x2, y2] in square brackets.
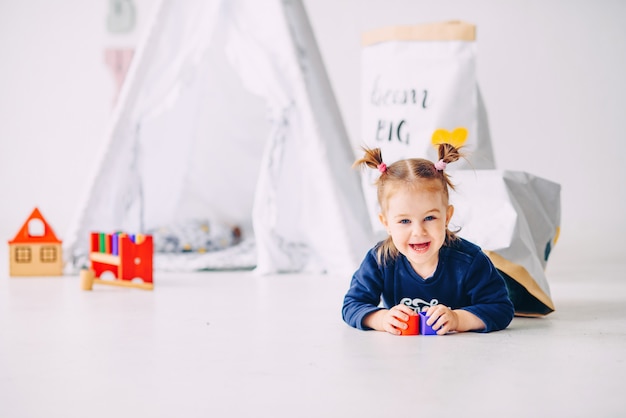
[419, 311, 437, 335]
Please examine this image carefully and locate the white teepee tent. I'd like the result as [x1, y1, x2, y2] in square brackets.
[64, 0, 373, 275]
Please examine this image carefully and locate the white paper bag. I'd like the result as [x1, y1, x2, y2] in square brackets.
[361, 21, 495, 165]
[361, 21, 495, 232]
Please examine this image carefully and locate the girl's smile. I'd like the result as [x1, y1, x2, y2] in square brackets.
[409, 241, 431, 253]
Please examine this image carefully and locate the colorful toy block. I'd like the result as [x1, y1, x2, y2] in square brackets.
[419, 311, 437, 335]
[8, 208, 63, 276]
[399, 314, 420, 335]
[81, 232, 153, 291]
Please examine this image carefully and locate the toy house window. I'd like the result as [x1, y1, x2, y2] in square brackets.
[15, 247, 32, 263]
[28, 218, 45, 237]
[40, 246, 57, 263]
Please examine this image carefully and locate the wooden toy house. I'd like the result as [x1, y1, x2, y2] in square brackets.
[8, 207, 63, 276]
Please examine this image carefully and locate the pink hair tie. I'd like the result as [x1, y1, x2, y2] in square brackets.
[377, 163, 387, 173]
[434, 160, 447, 171]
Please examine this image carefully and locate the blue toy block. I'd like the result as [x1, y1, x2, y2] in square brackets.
[419, 311, 437, 335]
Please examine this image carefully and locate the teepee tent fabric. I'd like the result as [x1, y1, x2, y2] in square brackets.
[64, 0, 373, 275]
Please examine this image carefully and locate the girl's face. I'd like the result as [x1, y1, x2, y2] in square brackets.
[379, 181, 454, 278]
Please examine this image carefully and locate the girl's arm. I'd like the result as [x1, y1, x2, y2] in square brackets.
[461, 251, 515, 332]
[437, 248, 514, 333]
[342, 249, 387, 329]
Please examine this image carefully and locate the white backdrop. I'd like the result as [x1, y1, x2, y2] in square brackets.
[1, 0, 624, 269]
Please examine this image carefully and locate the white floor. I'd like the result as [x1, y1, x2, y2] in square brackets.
[1, 256, 625, 417]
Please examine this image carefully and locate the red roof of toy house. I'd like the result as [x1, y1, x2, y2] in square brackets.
[8, 207, 62, 244]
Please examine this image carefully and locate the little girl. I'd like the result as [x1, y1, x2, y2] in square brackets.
[342, 143, 514, 335]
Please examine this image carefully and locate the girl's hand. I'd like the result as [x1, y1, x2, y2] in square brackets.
[363, 304, 417, 335]
[380, 304, 417, 335]
[425, 304, 459, 335]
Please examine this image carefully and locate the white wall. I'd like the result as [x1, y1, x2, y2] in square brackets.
[303, 0, 626, 266]
[1, 0, 624, 269]
[0, 0, 153, 256]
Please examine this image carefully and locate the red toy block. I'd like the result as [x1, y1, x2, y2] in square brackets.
[400, 314, 420, 335]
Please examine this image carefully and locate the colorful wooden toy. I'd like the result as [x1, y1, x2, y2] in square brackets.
[8, 208, 63, 276]
[81, 232, 153, 290]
